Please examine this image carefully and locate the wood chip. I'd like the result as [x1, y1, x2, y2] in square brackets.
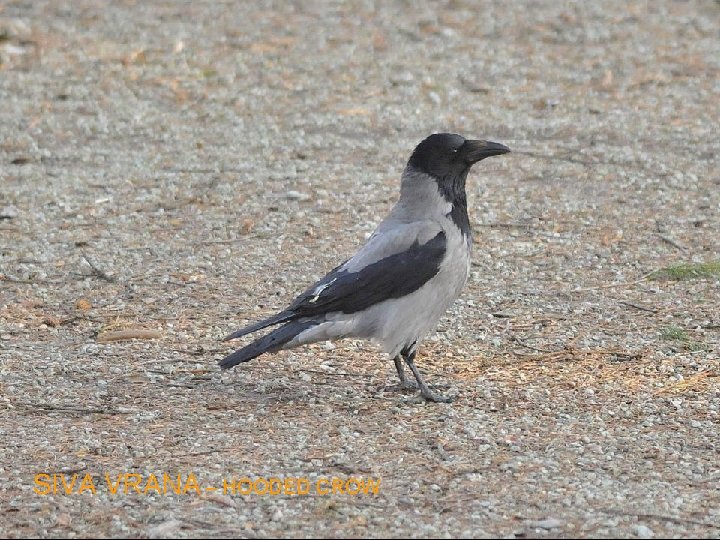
[203, 492, 237, 508]
[97, 329, 162, 342]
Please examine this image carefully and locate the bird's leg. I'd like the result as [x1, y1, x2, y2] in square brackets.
[392, 355, 417, 390]
[402, 351, 453, 403]
[394, 355, 406, 384]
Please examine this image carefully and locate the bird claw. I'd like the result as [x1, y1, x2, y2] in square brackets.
[386, 380, 418, 392]
[420, 390, 454, 403]
[389, 381, 451, 391]
[386, 382, 454, 402]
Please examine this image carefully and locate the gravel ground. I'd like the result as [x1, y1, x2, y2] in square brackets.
[1, 1, 719, 538]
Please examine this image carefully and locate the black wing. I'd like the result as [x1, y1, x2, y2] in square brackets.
[223, 228, 447, 341]
[222, 257, 352, 341]
[287, 230, 447, 317]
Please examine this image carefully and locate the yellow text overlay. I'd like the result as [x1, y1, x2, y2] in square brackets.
[33, 473, 381, 496]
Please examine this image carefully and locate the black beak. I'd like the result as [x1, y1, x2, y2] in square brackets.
[462, 140, 511, 163]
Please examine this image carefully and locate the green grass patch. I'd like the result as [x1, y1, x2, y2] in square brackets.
[651, 261, 720, 281]
[660, 325, 689, 342]
[660, 325, 709, 352]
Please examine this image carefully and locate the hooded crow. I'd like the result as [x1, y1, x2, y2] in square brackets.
[220, 133, 510, 402]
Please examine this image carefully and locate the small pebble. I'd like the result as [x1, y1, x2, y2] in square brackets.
[633, 524, 654, 538]
[527, 517, 563, 530]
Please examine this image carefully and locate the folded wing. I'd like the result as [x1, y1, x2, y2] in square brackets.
[223, 221, 446, 340]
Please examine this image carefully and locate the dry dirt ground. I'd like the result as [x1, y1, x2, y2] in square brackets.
[1, 1, 719, 538]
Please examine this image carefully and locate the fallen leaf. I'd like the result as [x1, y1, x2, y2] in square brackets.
[76, 298, 92, 311]
[240, 218, 255, 234]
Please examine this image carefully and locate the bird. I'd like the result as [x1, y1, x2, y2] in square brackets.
[220, 133, 510, 402]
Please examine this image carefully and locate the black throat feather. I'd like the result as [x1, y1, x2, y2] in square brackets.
[436, 171, 471, 239]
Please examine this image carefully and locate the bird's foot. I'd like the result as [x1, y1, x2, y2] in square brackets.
[390, 380, 451, 391]
[419, 388, 454, 403]
[386, 380, 418, 392]
[386, 381, 454, 402]
[398, 352, 455, 403]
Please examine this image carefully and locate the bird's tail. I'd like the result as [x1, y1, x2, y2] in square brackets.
[219, 319, 315, 369]
[222, 311, 292, 342]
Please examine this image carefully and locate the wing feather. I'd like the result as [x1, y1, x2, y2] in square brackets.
[287, 226, 446, 317]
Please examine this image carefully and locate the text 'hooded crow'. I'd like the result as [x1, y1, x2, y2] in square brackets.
[220, 133, 510, 402]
